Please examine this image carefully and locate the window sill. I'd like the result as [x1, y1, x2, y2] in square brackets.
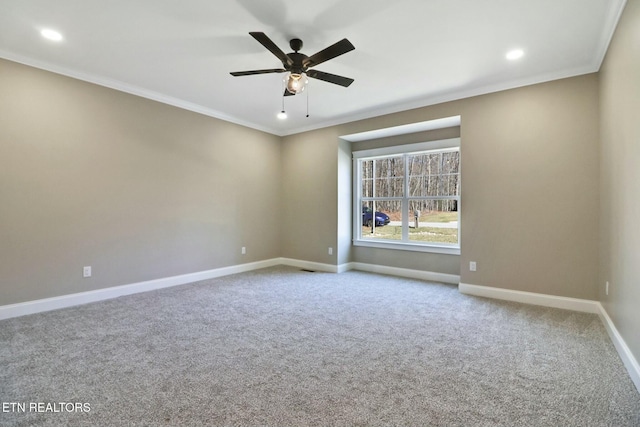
[353, 239, 461, 255]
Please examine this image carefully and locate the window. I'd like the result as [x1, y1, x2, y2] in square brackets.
[353, 138, 460, 254]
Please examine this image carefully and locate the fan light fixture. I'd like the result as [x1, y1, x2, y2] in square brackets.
[285, 72, 308, 95]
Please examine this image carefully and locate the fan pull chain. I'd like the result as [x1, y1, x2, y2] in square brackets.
[306, 84, 310, 118]
[277, 77, 286, 119]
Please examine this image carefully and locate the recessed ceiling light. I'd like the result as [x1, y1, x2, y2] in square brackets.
[506, 49, 524, 61]
[277, 111, 287, 120]
[41, 29, 63, 42]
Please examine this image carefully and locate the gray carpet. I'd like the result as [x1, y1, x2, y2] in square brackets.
[1, 266, 639, 426]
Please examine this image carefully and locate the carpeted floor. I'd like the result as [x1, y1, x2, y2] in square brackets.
[1, 266, 639, 426]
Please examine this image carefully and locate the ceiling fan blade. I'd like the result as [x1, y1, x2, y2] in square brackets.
[307, 69, 354, 87]
[230, 68, 286, 76]
[284, 89, 295, 97]
[303, 38, 355, 68]
[249, 32, 293, 67]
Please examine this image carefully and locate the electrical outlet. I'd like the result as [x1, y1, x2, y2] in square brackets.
[606, 281, 609, 296]
[83, 266, 92, 278]
[241, 247, 246, 255]
[469, 261, 477, 272]
[328, 247, 333, 255]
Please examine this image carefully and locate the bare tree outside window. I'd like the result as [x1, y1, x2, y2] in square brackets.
[355, 140, 460, 250]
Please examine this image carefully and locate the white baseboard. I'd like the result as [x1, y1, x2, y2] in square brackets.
[0, 259, 281, 321]
[336, 262, 354, 273]
[278, 257, 342, 273]
[275, 259, 459, 284]
[350, 262, 460, 284]
[597, 303, 640, 393]
[0, 258, 346, 320]
[0, 258, 459, 320]
[458, 282, 600, 313]
[459, 282, 639, 394]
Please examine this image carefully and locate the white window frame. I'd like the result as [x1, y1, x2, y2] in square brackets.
[352, 138, 461, 255]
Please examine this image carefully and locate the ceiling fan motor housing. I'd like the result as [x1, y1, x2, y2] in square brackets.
[286, 52, 308, 74]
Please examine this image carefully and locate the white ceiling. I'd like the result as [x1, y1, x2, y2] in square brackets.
[0, 0, 627, 136]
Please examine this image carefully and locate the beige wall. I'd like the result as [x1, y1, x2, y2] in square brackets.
[282, 75, 600, 299]
[0, 52, 603, 307]
[458, 76, 600, 299]
[0, 59, 282, 305]
[599, 0, 640, 366]
[337, 138, 352, 265]
[280, 127, 341, 264]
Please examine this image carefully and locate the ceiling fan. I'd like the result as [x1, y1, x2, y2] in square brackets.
[230, 32, 355, 96]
